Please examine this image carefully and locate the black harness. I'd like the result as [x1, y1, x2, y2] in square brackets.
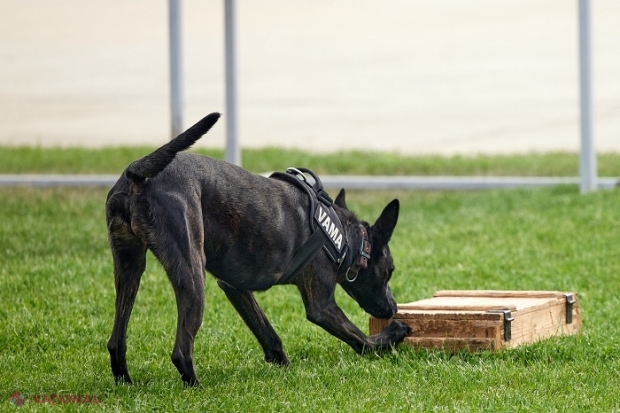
[270, 168, 371, 282]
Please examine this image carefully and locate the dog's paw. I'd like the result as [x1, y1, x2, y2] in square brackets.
[183, 378, 201, 388]
[387, 320, 412, 343]
[265, 351, 290, 366]
[365, 320, 411, 351]
[114, 374, 133, 385]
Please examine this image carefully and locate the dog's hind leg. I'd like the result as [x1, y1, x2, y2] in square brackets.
[107, 217, 147, 385]
[168, 265, 205, 387]
[150, 222, 206, 387]
[217, 280, 290, 365]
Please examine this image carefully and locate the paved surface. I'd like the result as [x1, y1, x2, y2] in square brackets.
[1, 0, 619, 155]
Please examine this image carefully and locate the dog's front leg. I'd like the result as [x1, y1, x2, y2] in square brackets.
[296, 279, 410, 354]
[217, 280, 290, 365]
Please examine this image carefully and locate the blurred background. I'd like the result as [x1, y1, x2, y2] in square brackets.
[0, 0, 619, 155]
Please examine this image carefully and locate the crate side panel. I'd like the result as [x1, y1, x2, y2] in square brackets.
[505, 299, 582, 348]
[368, 317, 391, 336]
[403, 337, 499, 352]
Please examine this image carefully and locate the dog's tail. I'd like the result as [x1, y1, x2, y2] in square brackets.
[125, 112, 221, 183]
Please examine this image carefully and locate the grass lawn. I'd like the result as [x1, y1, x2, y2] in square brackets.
[1, 148, 620, 411]
[3, 146, 620, 177]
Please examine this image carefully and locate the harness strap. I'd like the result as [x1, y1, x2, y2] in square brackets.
[278, 228, 326, 282]
[271, 167, 348, 282]
[270, 167, 373, 283]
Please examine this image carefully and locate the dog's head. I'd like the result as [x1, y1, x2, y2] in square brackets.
[335, 190, 400, 319]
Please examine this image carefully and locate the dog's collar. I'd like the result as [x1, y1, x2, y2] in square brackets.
[344, 224, 371, 282]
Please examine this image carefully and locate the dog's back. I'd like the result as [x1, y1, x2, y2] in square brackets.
[107, 145, 310, 292]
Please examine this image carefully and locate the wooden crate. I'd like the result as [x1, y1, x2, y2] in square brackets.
[369, 290, 581, 351]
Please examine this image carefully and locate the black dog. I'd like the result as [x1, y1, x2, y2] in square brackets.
[106, 112, 410, 386]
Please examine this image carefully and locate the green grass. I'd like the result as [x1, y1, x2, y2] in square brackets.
[2, 145, 620, 176]
[1, 149, 620, 411]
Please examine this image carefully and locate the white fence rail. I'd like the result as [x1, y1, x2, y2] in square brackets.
[1, 174, 617, 191]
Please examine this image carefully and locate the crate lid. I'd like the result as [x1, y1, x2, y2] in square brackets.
[398, 290, 572, 314]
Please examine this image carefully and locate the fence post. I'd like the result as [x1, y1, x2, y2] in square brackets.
[578, 0, 596, 192]
[169, 0, 184, 139]
[224, 0, 241, 166]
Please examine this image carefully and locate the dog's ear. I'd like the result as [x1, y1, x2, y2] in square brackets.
[334, 188, 348, 210]
[371, 199, 399, 245]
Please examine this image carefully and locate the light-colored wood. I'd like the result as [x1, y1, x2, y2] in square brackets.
[433, 290, 564, 299]
[369, 290, 581, 352]
[399, 296, 558, 313]
[504, 296, 581, 349]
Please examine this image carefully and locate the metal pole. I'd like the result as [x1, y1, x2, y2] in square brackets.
[224, 0, 241, 166]
[169, 0, 184, 139]
[578, 0, 596, 193]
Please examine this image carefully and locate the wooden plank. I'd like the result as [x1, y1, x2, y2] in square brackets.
[394, 310, 503, 320]
[370, 314, 502, 339]
[404, 319, 501, 339]
[399, 298, 517, 311]
[399, 297, 550, 311]
[403, 337, 499, 351]
[400, 294, 569, 313]
[433, 290, 564, 299]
